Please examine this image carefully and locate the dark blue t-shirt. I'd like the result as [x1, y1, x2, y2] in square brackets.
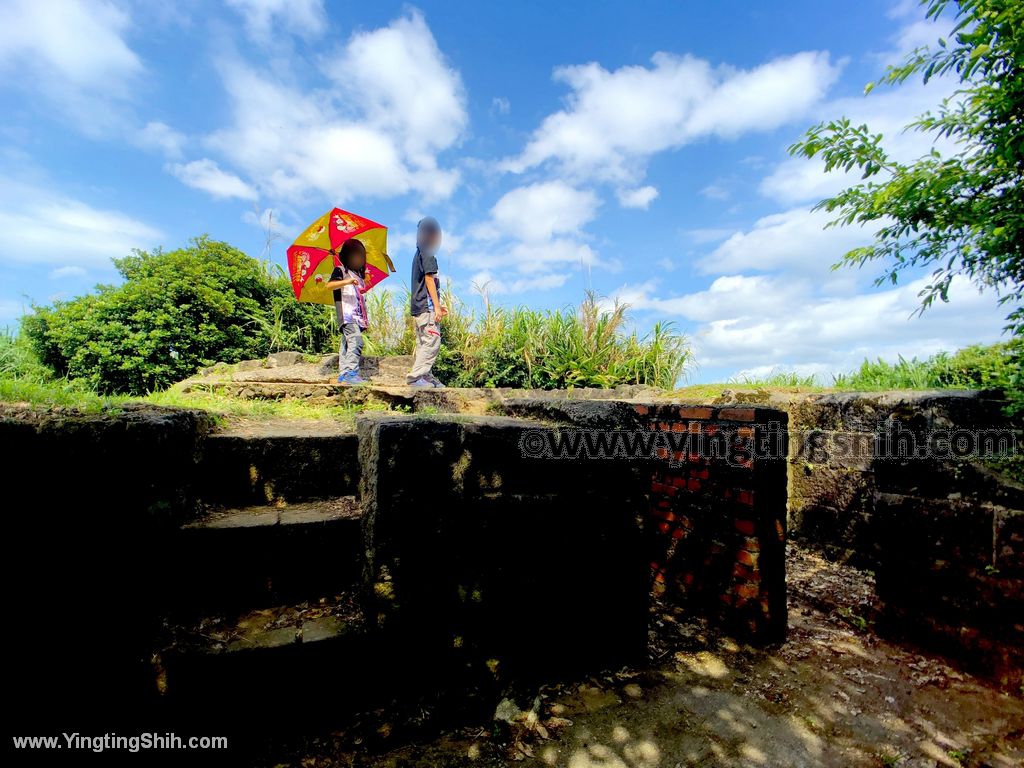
[410, 247, 438, 316]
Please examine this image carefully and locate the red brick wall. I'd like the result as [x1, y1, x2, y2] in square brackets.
[636, 403, 788, 642]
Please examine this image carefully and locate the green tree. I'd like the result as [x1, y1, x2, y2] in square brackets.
[789, 0, 1023, 329]
[22, 237, 335, 395]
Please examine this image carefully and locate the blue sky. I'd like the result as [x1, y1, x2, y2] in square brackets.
[0, 0, 1011, 382]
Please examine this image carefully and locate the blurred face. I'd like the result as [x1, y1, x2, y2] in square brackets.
[417, 224, 442, 253]
[343, 242, 366, 270]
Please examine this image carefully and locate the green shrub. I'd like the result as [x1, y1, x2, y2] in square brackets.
[20, 237, 336, 395]
[250, 264, 338, 355]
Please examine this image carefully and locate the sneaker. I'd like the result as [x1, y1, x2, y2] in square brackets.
[347, 374, 368, 385]
[408, 377, 435, 388]
[425, 374, 446, 389]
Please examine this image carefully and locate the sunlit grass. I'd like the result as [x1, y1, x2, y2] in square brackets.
[733, 370, 823, 389]
[671, 374, 829, 401]
[4, 321, 1021, 420]
[0, 377, 120, 412]
[147, 386, 380, 422]
[0, 375, 383, 424]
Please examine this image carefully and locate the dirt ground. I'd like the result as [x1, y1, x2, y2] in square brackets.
[280, 545, 1024, 768]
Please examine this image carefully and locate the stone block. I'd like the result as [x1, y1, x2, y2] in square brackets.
[874, 492, 996, 573]
[357, 413, 651, 677]
[266, 351, 304, 368]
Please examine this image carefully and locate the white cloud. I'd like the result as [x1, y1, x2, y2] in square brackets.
[469, 270, 571, 296]
[759, 66, 960, 206]
[324, 11, 466, 166]
[458, 180, 608, 291]
[0, 0, 141, 92]
[225, 0, 327, 42]
[687, 228, 734, 244]
[759, 157, 851, 207]
[615, 180, 1008, 379]
[199, 11, 466, 204]
[502, 50, 840, 184]
[135, 121, 186, 158]
[490, 97, 511, 116]
[616, 186, 659, 209]
[168, 159, 258, 201]
[615, 274, 810, 322]
[870, 2, 957, 66]
[457, 239, 599, 274]
[886, 0, 924, 19]
[700, 184, 730, 201]
[614, 273, 1007, 378]
[699, 207, 877, 281]
[48, 266, 88, 280]
[699, 275, 1005, 373]
[242, 206, 281, 230]
[0, 182, 162, 268]
[471, 181, 600, 244]
[0, 0, 143, 134]
[601, 5, 1006, 382]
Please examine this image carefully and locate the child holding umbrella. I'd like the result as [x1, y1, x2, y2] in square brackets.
[322, 239, 371, 384]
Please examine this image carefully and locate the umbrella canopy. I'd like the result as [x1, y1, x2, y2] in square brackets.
[286, 208, 396, 304]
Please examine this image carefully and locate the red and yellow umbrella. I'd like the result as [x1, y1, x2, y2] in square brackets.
[286, 208, 396, 304]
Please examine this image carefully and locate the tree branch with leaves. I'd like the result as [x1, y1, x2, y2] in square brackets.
[789, 0, 1023, 330]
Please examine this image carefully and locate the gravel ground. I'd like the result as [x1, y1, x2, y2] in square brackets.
[273, 544, 1024, 768]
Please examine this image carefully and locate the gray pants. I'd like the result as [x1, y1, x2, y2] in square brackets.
[406, 311, 440, 382]
[339, 322, 364, 376]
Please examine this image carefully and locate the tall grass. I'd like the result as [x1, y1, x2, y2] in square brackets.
[831, 342, 1022, 393]
[732, 370, 821, 388]
[0, 328, 112, 408]
[362, 289, 415, 356]
[335, 287, 693, 390]
[0, 327, 51, 383]
[430, 291, 691, 389]
[729, 343, 1022, 405]
[831, 355, 937, 390]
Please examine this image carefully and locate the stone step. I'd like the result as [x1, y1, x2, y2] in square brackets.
[187, 381, 514, 415]
[196, 428, 359, 507]
[311, 353, 413, 381]
[374, 354, 414, 379]
[172, 498, 363, 616]
[161, 592, 363, 655]
[156, 593, 379, 718]
[155, 593, 503, 726]
[183, 497, 361, 530]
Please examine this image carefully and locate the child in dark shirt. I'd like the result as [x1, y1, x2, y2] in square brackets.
[406, 217, 447, 387]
